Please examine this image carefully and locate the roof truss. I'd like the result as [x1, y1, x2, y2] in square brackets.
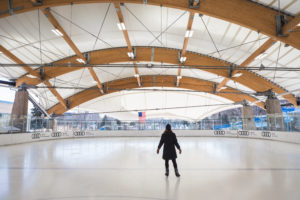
[113, 2, 141, 87]
[0, 0, 299, 50]
[15, 47, 297, 107]
[48, 75, 264, 115]
[216, 13, 300, 92]
[216, 38, 276, 92]
[0, 45, 67, 109]
[42, 8, 104, 94]
[177, 11, 195, 87]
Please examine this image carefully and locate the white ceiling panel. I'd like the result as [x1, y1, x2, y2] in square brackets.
[71, 88, 238, 121]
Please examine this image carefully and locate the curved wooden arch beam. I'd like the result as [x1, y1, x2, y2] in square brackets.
[0, 45, 67, 109]
[113, 2, 141, 86]
[216, 38, 276, 92]
[48, 75, 264, 114]
[177, 11, 195, 86]
[216, 13, 300, 92]
[16, 47, 230, 86]
[0, 0, 300, 50]
[16, 47, 297, 106]
[42, 8, 104, 94]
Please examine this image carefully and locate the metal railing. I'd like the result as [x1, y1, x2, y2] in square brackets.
[0, 112, 300, 133]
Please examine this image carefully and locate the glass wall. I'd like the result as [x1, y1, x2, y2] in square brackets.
[1, 112, 300, 133]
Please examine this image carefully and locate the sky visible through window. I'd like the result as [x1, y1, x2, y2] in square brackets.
[0, 86, 33, 113]
[0, 87, 15, 102]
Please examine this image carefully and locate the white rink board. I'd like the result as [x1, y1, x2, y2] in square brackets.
[1, 130, 300, 146]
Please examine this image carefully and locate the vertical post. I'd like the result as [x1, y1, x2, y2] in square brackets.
[281, 114, 285, 131]
[265, 96, 284, 131]
[221, 116, 223, 130]
[35, 118, 37, 132]
[260, 116, 263, 130]
[26, 115, 30, 132]
[11, 115, 14, 132]
[9, 89, 29, 132]
[242, 105, 256, 130]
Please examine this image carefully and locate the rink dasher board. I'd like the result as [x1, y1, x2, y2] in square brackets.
[0, 130, 300, 146]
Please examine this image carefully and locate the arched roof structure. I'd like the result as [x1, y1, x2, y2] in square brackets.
[0, 0, 299, 120]
[0, 0, 299, 48]
[47, 75, 264, 114]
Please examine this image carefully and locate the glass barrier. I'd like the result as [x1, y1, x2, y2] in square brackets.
[0, 112, 300, 133]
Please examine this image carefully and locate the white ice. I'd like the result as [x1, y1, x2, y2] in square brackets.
[0, 137, 300, 200]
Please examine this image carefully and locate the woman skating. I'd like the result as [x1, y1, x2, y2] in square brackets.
[157, 124, 182, 177]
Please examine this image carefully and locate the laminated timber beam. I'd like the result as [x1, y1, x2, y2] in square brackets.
[177, 11, 195, 86]
[114, 2, 132, 52]
[0, 45, 67, 109]
[0, 45, 40, 76]
[282, 13, 300, 34]
[0, 0, 300, 50]
[216, 13, 300, 92]
[239, 38, 276, 67]
[134, 62, 141, 87]
[216, 38, 276, 91]
[15, 47, 298, 106]
[42, 8, 104, 93]
[47, 75, 264, 114]
[114, 2, 141, 87]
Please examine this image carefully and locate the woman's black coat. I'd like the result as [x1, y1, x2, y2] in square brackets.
[158, 130, 181, 160]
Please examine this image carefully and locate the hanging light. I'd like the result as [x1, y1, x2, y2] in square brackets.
[127, 52, 134, 59]
[180, 57, 187, 63]
[232, 72, 242, 78]
[26, 74, 36, 78]
[117, 23, 126, 30]
[185, 30, 194, 38]
[255, 53, 268, 60]
[177, 75, 182, 79]
[76, 58, 85, 64]
[51, 29, 63, 36]
[134, 74, 139, 78]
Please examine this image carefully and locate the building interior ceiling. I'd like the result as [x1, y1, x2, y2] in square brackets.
[0, 0, 299, 120]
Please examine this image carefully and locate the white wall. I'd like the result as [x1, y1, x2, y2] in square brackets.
[1, 130, 300, 146]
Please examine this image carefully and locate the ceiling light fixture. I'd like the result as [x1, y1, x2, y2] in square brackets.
[27, 74, 36, 78]
[177, 75, 182, 79]
[76, 58, 86, 64]
[220, 86, 227, 90]
[127, 52, 134, 59]
[255, 53, 268, 60]
[134, 74, 140, 78]
[232, 72, 242, 78]
[185, 30, 194, 38]
[51, 29, 63, 37]
[117, 23, 126, 30]
[180, 57, 187, 63]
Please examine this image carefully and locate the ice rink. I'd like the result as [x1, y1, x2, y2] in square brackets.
[1, 137, 300, 200]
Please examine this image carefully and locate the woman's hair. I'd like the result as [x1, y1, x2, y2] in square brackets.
[166, 124, 171, 131]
